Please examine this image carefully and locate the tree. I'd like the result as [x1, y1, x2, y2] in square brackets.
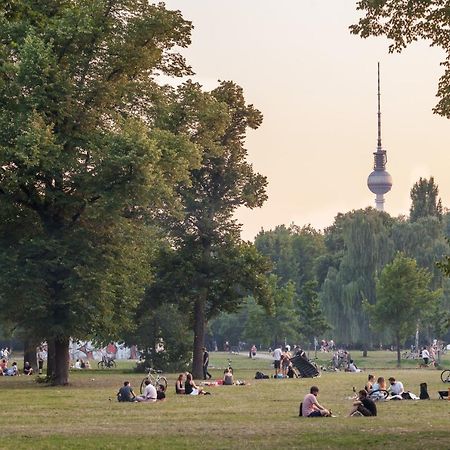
[0, 1, 198, 384]
[351, 0, 450, 118]
[410, 177, 443, 222]
[298, 281, 330, 347]
[367, 253, 440, 367]
[319, 208, 395, 347]
[144, 80, 270, 378]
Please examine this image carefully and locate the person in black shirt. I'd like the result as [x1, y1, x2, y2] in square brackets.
[349, 390, 377, 416]
[202, 347, 212, 380]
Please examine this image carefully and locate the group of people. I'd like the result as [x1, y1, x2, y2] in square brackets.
[365, 374, 413, 400]
[73, 358, 90, 369]
[0, 359, 20, 376]
[117, 380, 166, 402]
[300, 385, 377, 418]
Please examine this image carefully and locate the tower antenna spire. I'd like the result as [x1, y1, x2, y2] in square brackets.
[377, 61, 382, 149]
[367, 62, 392, 211]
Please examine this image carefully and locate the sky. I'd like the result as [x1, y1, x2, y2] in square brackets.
[163, 0, 450, 240]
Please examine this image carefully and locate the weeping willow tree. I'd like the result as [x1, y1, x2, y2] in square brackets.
[319, 209, 395, 350]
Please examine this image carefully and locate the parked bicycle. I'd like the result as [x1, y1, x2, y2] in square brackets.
[97, 355, 116, 369]
[140, 368, 168, 394]
[440, 369, 450, 383]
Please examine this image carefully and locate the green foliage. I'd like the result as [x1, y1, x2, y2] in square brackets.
[351, 0, 450, 118]
[255, 224, 326, 293]
[0, 0, 199, 383]
[131, 303, 192, 373]
[138, 80, 270, 377]
[367, 253, 441, 364]
[319, 208, 395, 345]
[298, 280, 330, 344]
[409, 177, 443, 222]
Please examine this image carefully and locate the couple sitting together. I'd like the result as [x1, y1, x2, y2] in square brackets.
[300, 386, 377, 418]
[175, 373, 210, 395]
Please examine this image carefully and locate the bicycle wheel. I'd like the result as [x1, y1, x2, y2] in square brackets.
[157, 376, 168, 390]
[140, 377, 148, 394]
[369, 389, 389, 400]
[108, 360, 117, 369]
[97, 361, 104, 369]
[440, 369, 450, 383]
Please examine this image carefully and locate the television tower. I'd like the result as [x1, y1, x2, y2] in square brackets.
[367, 63, 392, 211]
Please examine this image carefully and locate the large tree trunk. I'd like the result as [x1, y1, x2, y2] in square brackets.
[23, 339, 38, 370]
[47, 338, 56, 380]
[396, 334, 401, 368]
[53, 337, 70, 386]
[192, 296, 206, 379]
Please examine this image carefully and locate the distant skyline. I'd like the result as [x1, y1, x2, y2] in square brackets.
[164, 0, 450, 240]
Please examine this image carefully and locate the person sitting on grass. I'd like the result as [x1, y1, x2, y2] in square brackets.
[347, 360, 361, 373]
[135, 380, 157, 402]
[175, 373, 185, 394]
[365, 374, 375, 393]
[388, 377, 404, 399]
[301, 386, 332, 417]
[11, 361, 19, 376]
[185, 373, 207, 395]
[157, 384, 166, 401]
[223, 367, 234, 385]
[348, 390, 377, 417]
[23, 361, 33, 376]
[117, 381, 136, 402]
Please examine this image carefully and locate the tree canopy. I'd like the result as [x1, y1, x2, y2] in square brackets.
[351, 0, 450, 117]
[0, 0, 199, 384]
[367, 253, 441, 366]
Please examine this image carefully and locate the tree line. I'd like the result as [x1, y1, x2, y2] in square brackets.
[1, 1, 450, 384]
[210, 178, 450, 362]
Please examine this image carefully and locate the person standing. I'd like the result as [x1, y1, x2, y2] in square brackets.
[273, 345, 282, 377]
[421, 346, 430, 366]
[37, 347, 46, 375]
[202, 347, 212, 380]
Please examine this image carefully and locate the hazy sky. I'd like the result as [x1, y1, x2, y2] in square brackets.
[163, 0, 450, 240]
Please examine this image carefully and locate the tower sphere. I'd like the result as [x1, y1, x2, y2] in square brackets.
[367, 169, 392, 195]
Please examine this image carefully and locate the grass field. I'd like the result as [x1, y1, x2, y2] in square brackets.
[1, 351, 449, 449]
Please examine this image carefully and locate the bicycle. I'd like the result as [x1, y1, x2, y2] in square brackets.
[440, 369, 450, 383]
[140, 368, 168, 394]
[368, 389, 390, 401]
[97, 355, 116, 369]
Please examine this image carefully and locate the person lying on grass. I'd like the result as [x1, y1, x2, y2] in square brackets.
[117, 381, 136, 402]
[301, 386, 332, 417]
[348, 390, 377, 417]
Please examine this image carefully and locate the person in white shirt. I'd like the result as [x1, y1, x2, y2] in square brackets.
[135, 380, 157, 402]
[421, 347, 430, 365]
[348, 360, 361, 373]
[273, 345, 283, 377]
[388, 377, 404, 398]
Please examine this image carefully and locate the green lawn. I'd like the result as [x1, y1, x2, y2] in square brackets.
[1, 351, 449, 449]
